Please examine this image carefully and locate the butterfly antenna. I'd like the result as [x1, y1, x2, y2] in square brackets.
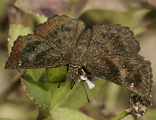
[81, 82, 90, 102]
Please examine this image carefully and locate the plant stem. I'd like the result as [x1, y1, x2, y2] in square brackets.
[111, 111, 129, 120]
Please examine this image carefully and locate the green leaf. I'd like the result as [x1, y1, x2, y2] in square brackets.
[21, 72, 51, 109]
[26, 69, 45, 82]
[45, 67, 72, 108]
[8, 24, 32, 53]
[50, 107, 94, 120]
[60, 78, 106, 109]
[24, 66, 105, 110]
[22, 66, 69, 109]
[46, 66, 67, 83]
[46, 67, 106, 110]
[22, 66, 104, 111]
[49, 79, 71, 109]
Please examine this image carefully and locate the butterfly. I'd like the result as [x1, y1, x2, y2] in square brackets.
[5, 15, 153, 117]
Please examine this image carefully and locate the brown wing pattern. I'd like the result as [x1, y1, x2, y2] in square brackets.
[82, 24, 152, 116]
[84, 54, 152, 97]
[34, 15, 85, 53]
[5, 15, 85, 69]
[83, 24, 152, 98]
[86, 24, 140, 57]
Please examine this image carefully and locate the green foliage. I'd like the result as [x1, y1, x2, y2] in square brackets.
[50, 107, 94, 120]
[21, 74, 51, 109]
[23, 65, 106, 119]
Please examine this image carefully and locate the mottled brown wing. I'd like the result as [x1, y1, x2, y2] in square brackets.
[5, 15, 85, 69]
[86, 24, 140, 57]
[83, 24, 152, 98]
[34, 15, 85, 53]
[84, 55, 152, 98]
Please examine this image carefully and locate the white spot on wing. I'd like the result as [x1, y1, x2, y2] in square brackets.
[131, 83, 134, 88]
[19, 61, 22, 66]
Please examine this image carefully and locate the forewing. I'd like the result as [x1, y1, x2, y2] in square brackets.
[6, 15, 86, 69]
[86, 24, 140, 57]
[34, 15, 85, 53]
[5, 34, 69, 69]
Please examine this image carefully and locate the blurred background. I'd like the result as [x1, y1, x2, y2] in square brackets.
[0, 0, 156, 120]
